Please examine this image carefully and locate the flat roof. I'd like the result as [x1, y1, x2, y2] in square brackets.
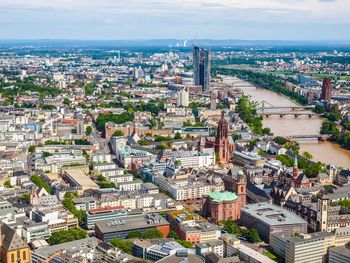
[329, 247, 350, 257]
[235, 244, 276, 263]
[95, 214, 169, 234]
[32, 237, 99, 258]
[65, 169, 99, 191]
[242, 202, 307, 226]
[157, 254, 205, 263]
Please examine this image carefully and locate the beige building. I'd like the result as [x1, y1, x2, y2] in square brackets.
[271, 228, 350, 263]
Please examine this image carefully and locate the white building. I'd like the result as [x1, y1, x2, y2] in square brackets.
[177, 89, 189, 107]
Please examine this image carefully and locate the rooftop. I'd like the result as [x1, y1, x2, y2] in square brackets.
[242, 202, 307, 226]
[95, 213, 169, 234]
[208, 191, 238, 202]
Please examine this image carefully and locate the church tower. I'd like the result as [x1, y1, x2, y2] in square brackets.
[317, 194, 329, 232]
[293, 155, 299, 180]
[236, 171, 247, 208]
[29, 186, 39, 206]
[215, 111, 230, 164]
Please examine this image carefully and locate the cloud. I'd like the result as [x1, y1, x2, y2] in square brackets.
[0, 0, 348, 39]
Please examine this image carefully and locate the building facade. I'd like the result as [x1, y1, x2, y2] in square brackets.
[193, 46, 210, 93]
[321, 78, 333, 101]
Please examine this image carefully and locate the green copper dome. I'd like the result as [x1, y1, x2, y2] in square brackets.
[209, 191, 238, 202]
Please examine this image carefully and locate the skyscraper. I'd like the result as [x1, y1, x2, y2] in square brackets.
[176, 89, 189, 107]
[321, 78, 333, 101]
[193, 45, 210, 93]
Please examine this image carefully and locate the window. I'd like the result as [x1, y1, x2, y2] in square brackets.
[23, 251, 26, 260]
[11, 253, 15, 262]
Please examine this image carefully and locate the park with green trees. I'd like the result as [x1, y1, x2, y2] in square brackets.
[48, 227, 87, 245]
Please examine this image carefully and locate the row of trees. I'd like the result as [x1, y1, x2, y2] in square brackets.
[31, 175, 52, 194]
[62, 191, 86, 223]
[0, 81, 62, 97]
[214, 67, 307, 105]
[236, 96, 272, 135]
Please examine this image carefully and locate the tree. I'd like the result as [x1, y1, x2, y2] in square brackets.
[48, 227, 87, 245]
[85, 126, 92, 136]
[142, 229, 164, 239]
[139, 140, 150, 146]
[302, 151, 313, 160]
[304, 162, 325, 178]
[62, 191, 86, 223]
[174, 132, 182, 140]
[85, 83, 95, 95]
[222, 219, 261, 243]
[232, 133, 240, 142]
[63, 98, 71, 105]
[4, 180, 11, 188]
[167, 230, 179, 239]
[20, 193, 30, 202]
[113, 130, 124, 137]
[284, 141, 300, 154]
[31, 175, 52, 194]
[273, 136, 288, 145]
[276, 154, 293, 167]
[28, 145, 36, 154]
[111, 238, 133, 254]
[262, 127, 273, 136]
[243, 229, 261, 243]
[126, 231, 142, 239]
[177, 240, 193, 248]
[74, 139, 90, 145]
[95, 112, 134, 132]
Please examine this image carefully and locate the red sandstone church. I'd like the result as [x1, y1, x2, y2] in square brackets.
[202, 171, 246, 224]
[199, 111, 235, 164]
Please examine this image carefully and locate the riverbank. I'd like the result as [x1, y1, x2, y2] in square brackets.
[214, 66, 308, 105]
[222, 75, 350, 169]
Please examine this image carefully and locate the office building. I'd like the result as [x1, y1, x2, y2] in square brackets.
[195, 240, 224, 257]
[271, 232, 335, 263]
[95, 213, 170, 241]
[193, 45, 210, 93]
[240, 203, 307, 242]
[168, 210, 221, 244]
[85, 206, 128, 229]
[133, 240, 190, 262]
[177, 89, 189, 107]
[321, 78, 333, 101]
[329, 247, 350, 263]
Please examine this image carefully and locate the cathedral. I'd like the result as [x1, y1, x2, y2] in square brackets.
[199, 111, 235, 164]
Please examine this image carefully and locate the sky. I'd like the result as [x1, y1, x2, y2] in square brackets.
[0, 0, 349, 40]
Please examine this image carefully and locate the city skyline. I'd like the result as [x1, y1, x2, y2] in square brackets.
[0, 0, 349, 40]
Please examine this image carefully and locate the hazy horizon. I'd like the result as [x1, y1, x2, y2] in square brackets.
[0, 0, 349, 40]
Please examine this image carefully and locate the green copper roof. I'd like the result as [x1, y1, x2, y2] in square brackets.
[209, 191, 238, 202]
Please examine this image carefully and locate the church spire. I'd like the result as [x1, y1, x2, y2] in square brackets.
[293, 155, 298, 180]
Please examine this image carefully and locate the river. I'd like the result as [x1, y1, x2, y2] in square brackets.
[223, 76, 350, 169]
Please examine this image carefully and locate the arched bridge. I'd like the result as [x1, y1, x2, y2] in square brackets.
[257, 111, 317, 118]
